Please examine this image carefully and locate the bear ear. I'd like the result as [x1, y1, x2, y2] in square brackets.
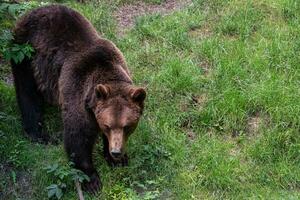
[130, 87, 146, 103]
[95, 84, 110, 100]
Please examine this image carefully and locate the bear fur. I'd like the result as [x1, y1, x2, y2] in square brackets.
[12, 5, 146, 193]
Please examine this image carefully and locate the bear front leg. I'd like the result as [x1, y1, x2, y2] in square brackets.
[64, 124, 102, 194]
[102, 134, 128, 167]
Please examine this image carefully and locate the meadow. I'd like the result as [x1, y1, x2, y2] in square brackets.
[0, 0, 299, 199]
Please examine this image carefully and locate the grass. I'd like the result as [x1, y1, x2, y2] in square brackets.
[0, 0, 300, 199]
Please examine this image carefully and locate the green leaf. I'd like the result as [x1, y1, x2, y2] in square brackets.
[18, 52, 25, 62]
[46, 164, 59, 173]
[8, 5, 17, 17]
[12, 56, 19, 64]
[55, 187, 63, 199]
[0, 30, 13, 42]
[3, 51, 11, 61]
[0, 3, 9, 11]
[11, 46, 20, 51]
[11, 171, 16, 184]
[47, 184, 58, 198]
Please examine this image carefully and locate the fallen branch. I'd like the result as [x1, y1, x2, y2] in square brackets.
[75, 180, 85, 200]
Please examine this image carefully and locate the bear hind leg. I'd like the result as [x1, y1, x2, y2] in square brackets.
[11, 59, 49, 143]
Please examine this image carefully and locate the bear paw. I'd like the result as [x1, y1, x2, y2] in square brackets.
[27, 131, 61, 145]
[26, 131, 50, 144]
[83, 172, 102, 195]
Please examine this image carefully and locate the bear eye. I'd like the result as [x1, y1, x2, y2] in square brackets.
[124, 125, 131, 133]
[103, 125, 110, 132]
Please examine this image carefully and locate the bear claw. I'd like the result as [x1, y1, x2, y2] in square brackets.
[83, 172, 102, 195]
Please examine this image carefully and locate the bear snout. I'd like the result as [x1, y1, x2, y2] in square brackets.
[109, 131, 125, 159]
[110, 148, 122, 158]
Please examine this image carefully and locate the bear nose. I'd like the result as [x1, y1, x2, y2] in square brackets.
[111, 149, 122, 158]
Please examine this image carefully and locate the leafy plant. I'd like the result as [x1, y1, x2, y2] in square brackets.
[132, 179, 161, 200]
[0, 2, 31, 19]
[45, 163, 89, 200]
[0, 2, 36, 64]
[0, 29, 35, 64]
[8, 140, 27, 168]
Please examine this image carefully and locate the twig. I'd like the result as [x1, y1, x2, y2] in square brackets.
[75, 180, 85, 200]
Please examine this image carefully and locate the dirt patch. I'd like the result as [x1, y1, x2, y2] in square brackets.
[199, 59, 211, 76]
[192, 56, 212, 78]
[248, 116, 261, 133]
[179, 93, 208, 113]
[114, 0, 192, 35]
[192, 94, 208, 111]
[185, 129, 196, 140]
[245, 112, 270, 137]
[247, 113, 263, 135]
[189, 24, 213, 39]
[229, 145, 241, 157]
[0, 163, 33, 200]
[192, 94, 207, 105]
[179, 94, 208, 141]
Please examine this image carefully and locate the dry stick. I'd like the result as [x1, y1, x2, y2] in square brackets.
[75, 180, 85, 200]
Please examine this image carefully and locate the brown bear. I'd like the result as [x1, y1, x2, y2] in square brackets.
[12, 5, 146, 193]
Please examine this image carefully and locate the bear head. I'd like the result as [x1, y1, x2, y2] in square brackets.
[85, 84, 146, 160]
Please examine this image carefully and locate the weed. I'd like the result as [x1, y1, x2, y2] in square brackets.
[45, 163, 89, 199]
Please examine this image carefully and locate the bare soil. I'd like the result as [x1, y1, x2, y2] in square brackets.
[247, 112, 265, 135]
[0, 163, 33, 200]
[114, 0, 192, 35]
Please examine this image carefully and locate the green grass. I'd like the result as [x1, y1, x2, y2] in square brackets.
[1, 0, 300, 199]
